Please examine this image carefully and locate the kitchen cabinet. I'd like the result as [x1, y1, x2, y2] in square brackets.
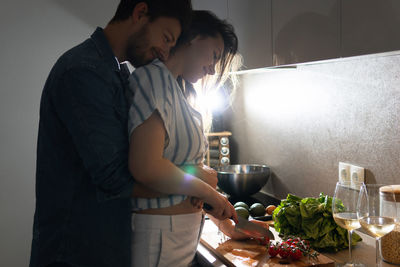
[227, 0, 272, 69]
[193, 0, 400, 69]
[272, 0, 340, 66]
[192, 0, 272, 70]
[192, 0, 228, 20]
[341, 0, 400, 57]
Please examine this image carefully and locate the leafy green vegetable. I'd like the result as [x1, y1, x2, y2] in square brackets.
[273, 193, 362, 252]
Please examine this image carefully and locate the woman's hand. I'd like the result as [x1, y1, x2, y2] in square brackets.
[202, 191, 238, 222]
[209, 216, 270, 240]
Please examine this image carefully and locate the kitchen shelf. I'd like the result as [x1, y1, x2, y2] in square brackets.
[205, 131, 232, 168]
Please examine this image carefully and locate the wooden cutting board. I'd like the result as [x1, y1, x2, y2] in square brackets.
[200, 220, 335, 267]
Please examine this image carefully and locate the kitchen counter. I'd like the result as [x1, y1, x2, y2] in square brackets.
[194, 191, 281, 266]
[196, 218, 397, 267]
[323, 230, 395, 267]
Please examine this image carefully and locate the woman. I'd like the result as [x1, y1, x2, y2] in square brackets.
[127, 10, 260, 266]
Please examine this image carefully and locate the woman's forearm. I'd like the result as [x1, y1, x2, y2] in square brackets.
[131, 156, 215, 200]
[131, 182, 167, 198]
[131, 164, 216, 199]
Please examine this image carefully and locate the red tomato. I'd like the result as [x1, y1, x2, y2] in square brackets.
[268, 244, 279, 258]
[291, 240, 300, 246]
[290, 247, 302, 261]
[286, 238, 294, 245]
[281, 241, 292, 248]
[278, 243, 290, 259]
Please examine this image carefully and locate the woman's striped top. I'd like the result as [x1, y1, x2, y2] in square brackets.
[126, 59, 207, 210]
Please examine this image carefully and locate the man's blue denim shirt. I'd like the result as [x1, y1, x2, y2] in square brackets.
[30, 28, 134, 267]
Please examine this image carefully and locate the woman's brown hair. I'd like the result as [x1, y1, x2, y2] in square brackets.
[175, 10, 242, 132]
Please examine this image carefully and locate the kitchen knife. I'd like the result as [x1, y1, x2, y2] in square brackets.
[235, 216, 275, 240]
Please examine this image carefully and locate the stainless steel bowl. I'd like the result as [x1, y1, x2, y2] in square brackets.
[215, 164, 270, 196]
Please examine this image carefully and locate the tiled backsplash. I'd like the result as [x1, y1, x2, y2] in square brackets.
[219, 53, 400, 199]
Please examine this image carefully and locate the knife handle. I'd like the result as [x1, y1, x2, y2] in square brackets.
[203, 203, 213, 211]
[203, 203, 236, 222]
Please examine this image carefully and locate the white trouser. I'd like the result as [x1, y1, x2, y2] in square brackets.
[131, 212, 205, 267]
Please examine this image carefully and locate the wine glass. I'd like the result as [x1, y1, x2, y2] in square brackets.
[357, 184, 397, 267]
[332, 181, 365, 267]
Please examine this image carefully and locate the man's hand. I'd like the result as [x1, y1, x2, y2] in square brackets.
[208, 216, 270, 240]
[190, 197, 203, 209]
[182, 163, 219, 210]
[181, 164, 218, 189]
[196, 164, 218, 189]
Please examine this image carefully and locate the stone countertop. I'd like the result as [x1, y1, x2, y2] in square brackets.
[323, 230, 396, 267]
[197, 218, 397, 267]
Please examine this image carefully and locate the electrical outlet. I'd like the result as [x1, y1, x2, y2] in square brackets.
[338, 162, 351, 182]
[350, 164, 365, 183]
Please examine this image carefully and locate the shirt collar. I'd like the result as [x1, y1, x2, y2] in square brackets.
[115, 57, 121, 70]
[90, 27, 120, 72]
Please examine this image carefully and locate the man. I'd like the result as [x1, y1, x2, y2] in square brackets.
[30, 1, 192, 267]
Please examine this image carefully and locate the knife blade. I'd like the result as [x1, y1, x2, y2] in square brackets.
[235, 216, 275, 240]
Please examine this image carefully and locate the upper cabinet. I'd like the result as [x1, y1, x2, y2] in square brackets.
[192, 0, 228, 20]
[272, 0, 340, 66]
[227, 0, 272, 69]
[193, 0, 400, 69]
[192, 0, 272, 70]
[341, 0, 400, 57]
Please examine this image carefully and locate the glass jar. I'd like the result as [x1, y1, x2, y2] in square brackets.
[220, 157, 230, 166]
[380, 185, 400, 265]
[220, 137, 229, 146]
[220, 147, 229, 156]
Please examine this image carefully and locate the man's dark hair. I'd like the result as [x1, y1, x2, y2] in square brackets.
[110, 0, 192, 32]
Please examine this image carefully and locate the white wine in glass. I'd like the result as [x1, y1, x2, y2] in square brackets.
[357, 184, 397, 267]
[332, 181, 365, 267]
[333, 212, 361, 231]
[359, 216, 396, 238]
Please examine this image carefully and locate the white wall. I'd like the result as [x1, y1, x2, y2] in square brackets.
[0, 1, 118, 266]
[227, 52, 400, 199]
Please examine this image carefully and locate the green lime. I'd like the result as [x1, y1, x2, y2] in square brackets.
[234, 201, 249, 211]
[249, 203, 265, 217]
[235, 207, 249, 219]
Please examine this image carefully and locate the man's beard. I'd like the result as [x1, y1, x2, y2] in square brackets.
[125, 23, 153, 67]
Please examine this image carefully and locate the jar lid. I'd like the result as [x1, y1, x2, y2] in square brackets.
[380, 185, 400, 202]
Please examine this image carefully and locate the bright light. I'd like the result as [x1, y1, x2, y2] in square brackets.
[193, 78, 228, 115]
[243, 70, 331, 123]
[197, 90, 225, 114]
